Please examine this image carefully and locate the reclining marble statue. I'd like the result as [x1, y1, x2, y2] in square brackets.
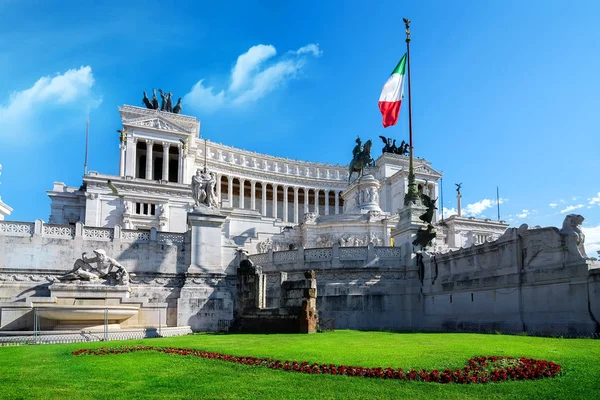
[57, 249, 130, 285]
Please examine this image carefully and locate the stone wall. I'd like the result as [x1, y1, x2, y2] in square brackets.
[421, 224, 600, 335]
[3, 216, 599, 336]
[248, 224, 600, 336]
[248, 244, 421, 331]
[0, 220, 233, 332]
[232, 260, 318, 333]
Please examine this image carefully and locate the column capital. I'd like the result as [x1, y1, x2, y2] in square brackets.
[250, 179, 257, 186]
[162, 141, 171, 149]
[227, 175, 234, 182]
[293, 186, 299, 193]
[146, 139, 154, 147]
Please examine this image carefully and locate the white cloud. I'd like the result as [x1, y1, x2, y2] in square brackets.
[184, 80, 225, 113]
[588, 192, 600, 206]
[464, 199, 493, 216]
[292, 44, 323, 57]
[184, 43, 321, 112]
[233, 59, 302, 105]
[230, 44, 277, 92]
[443, 198, 506, 218]
[549, 203, 558, 208]
[572, 196, 579, 201]
[0, 66, 101, 140]
[560, 204, 584, 214]
[582, 224, 600, 258]
[516, 209, 530, 218]
[442, 207, 458, 217]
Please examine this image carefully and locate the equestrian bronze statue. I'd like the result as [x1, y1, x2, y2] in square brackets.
[348, 137, 375, 183]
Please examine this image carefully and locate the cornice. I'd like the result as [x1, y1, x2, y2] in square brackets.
[199, 139, 348, 171]
[84, 174, 191, 199]
[203, 160, 348, 190]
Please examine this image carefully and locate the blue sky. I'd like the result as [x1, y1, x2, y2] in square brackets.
[0, 0, 599, 255]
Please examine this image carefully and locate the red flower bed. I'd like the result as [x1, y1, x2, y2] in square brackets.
[72, 346, 562, 384]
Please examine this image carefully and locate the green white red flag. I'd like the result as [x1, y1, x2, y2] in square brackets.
[378, 54, 407, 128]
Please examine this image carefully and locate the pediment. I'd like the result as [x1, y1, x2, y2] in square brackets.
[414, 164, 442, 176]
[119, 105, 199, 134]
[125, 116, 190, 134]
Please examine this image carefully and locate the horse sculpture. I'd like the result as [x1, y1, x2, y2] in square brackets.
[348, 139, 375, 183]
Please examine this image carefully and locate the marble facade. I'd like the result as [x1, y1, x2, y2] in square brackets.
[6, 104, 594, 340]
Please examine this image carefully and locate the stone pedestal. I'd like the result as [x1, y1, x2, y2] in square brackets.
[187, 208, 227, 274]
[178, 208, 233, 332]
[342, 174, 382, 214]
[391, 202, 428, 266]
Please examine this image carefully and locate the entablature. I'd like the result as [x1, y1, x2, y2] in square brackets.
[203, 160, 348, 191]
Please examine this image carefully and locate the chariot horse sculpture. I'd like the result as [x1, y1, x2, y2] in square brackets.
[348, 139, 375, 183]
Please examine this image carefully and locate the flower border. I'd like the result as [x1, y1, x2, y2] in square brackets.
[72, 346, 562, 384]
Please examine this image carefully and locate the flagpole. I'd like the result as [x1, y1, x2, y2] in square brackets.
[497, 186, 500, 221]
[83, 119, 89, 177]
[440, 177, 444, 221]
[403, 18, 419, 205]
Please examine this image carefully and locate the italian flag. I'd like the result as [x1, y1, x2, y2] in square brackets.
[378, 53, 407, 128]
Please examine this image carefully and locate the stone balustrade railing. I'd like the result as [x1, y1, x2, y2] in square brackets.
[0, 220, 186, 245]
[248, 244, 403, 271]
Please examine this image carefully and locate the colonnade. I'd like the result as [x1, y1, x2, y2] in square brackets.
[216, 175, 344, 223]
[122, 138, 184, 183]
[122, 137, 346, 222]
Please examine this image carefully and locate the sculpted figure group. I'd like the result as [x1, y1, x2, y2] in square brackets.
[58, 249, 130, 285]
[142, 89, 182, 114]
[379, 136, 409, 156]
[413, 192, 438, 251]
[191, 167, 219, 209]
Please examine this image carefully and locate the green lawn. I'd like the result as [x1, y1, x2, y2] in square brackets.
[1, 331, 599, 399]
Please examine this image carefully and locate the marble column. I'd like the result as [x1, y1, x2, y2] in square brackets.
[177, 144, 183, 183]
[250, 180, 256, 211]
[119, 143, 126, 177]
[228, 176, 234, 207]
[145, 140, 154, 180]
[124, 135, 137, 178]
[314, 189, 320, 215]
[304, 188, 310, 214]
[293, 187, 299, 224]
[161, 142, 170, 182]
[334, 191, 340, 215]
[239, 179, 245, 209]
[272, 184, 278, 219]
[261, 183, 267, 216]
[283, 186, 289, 223]
[324, 190, 330, 215]
[216, 174, 222, 202]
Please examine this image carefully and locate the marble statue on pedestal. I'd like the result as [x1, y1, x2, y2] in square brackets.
[349, 137, 375, 182]
[58, 249, 130, 285]
[191, 167, 219, 210]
